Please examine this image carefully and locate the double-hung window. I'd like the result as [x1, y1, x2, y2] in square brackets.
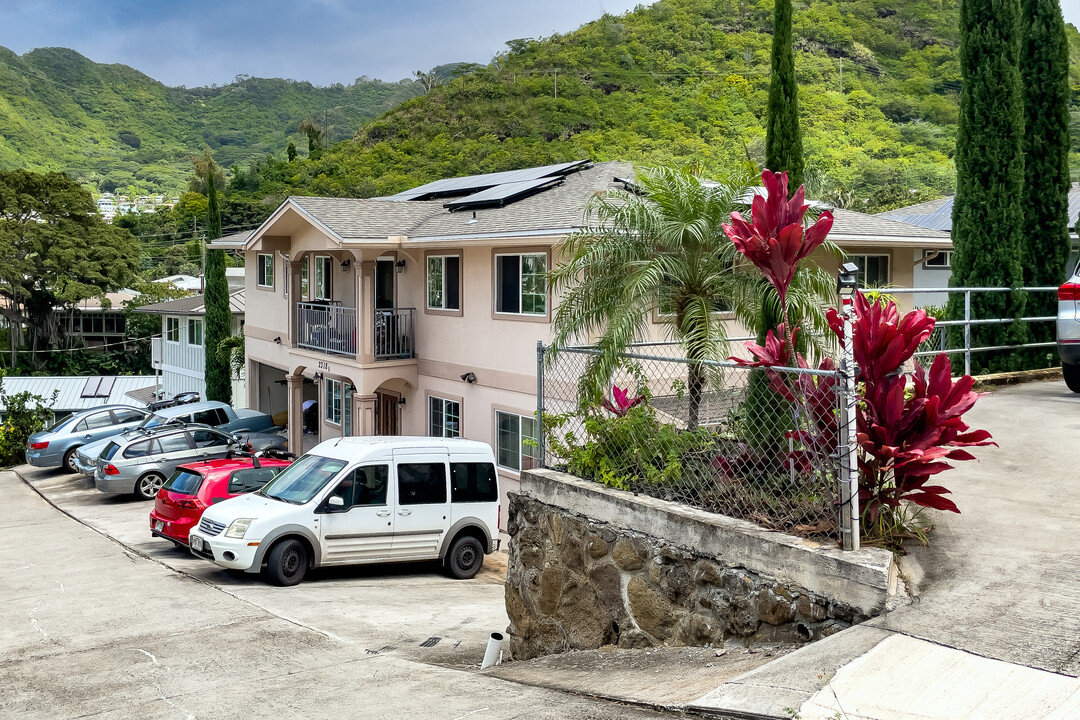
[427, 255, 461, 311]
[325, 378, 342, 425]
[495, 252, 546, 315]
[187, 318, 204, 346]
[257, 253, 274, 288]
[314, 255, 332, 301]
[495, 410, 538, 473]
[165, 317, 180, 343]
[301, 256, 310, 299]
[428, 396, 460, 438]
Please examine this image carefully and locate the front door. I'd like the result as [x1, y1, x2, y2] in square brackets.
[391, 456, 451, 560]
[375, 392, 398, 435]
[319, 464, 394, 564]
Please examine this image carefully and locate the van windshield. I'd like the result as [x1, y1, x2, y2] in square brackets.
[259, 454, 347, 505]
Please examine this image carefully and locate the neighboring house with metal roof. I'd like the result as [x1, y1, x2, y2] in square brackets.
[134, 289, 246, 406]
[0, 375, 155, 422]
[214, 160, 945, 523]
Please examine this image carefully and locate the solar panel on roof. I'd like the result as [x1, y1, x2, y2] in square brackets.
[443, 177, 564, 211]
[390, 160, 590, 201]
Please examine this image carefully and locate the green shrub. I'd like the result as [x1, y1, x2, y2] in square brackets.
[0, 389, 56, 466]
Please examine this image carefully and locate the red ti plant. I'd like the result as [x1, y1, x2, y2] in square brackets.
[722, 169, 834, 309]
[825, 298, 995, 524]
[601, 385, 645, 417]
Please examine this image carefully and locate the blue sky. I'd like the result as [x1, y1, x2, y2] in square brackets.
[3, 1, 1080, 88]
[0, 0, 648, 87]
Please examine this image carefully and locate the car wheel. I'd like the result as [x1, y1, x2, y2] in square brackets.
[1064, 362, 1080, 393]
[446, 535, 484, 580]
[266, 538, 308, 586]
[135, 472, 166, 500]
[62, 447, 80, 474]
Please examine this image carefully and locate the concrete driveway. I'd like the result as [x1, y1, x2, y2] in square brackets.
[877, 379, 1080, 676]
[1, 467, 670, 718]
[692, 378, 1080, 718]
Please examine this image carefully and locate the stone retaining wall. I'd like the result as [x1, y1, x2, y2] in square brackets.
[504, 469, 897, 660]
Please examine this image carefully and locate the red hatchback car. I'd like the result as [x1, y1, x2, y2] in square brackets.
[150, 454, 293, 547]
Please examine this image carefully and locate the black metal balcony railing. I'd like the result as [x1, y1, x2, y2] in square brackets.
[297, 302, 357, 357]
[375, 308, 415, 360]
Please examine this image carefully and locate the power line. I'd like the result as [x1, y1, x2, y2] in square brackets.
[3, 332, 163, 355]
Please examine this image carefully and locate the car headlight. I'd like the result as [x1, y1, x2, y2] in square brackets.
[225, 518, 254, 539]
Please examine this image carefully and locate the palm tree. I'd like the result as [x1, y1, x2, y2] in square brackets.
[549, 166, 755, 430]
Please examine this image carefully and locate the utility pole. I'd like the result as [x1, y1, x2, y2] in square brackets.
[554, 68, 558, 99]
[324, 108, 329, 149]
[839, 57, 843, 94]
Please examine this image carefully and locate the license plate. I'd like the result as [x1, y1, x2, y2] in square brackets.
[154, 520, 164, 532]
[191, 536, 204, 552]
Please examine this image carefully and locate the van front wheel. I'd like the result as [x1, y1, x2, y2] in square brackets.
[266, 538, 308, 586]
[447, 535, 484, 579]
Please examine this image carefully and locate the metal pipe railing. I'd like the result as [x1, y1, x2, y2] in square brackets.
[297, 302, 357, 357]
[374, 308, 415, 360]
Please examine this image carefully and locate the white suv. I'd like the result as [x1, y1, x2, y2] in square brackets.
[1059, 273, 1080, 392]
[187, 437, 501, 585]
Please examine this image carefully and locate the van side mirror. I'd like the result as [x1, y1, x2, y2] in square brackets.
[328, 495, 344, 508]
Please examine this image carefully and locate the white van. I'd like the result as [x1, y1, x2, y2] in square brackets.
[186, 437, 500, 586]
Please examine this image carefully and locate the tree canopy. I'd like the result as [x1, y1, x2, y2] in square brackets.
[0, 169, 139, 364]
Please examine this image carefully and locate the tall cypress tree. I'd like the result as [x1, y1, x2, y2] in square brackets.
[765, 0, 804, 191]
[1020, 0, 1071, 355]
[949, 0, 1026, 372]
[204, 156, 232, 403]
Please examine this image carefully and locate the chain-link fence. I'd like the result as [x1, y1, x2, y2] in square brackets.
[538, 342, 851, 543]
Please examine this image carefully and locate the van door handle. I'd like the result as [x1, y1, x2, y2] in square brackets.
[376, 510, 391, 517]
[398, 509, 412, 516]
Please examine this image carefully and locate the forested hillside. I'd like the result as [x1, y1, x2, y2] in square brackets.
[0, 46, 423, 194]
[246, 0, 1080, 212]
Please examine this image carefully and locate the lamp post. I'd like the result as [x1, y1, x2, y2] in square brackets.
[836, 262, 860, 551]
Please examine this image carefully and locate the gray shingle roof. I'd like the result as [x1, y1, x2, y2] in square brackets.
[134, 289, 245, 316]
[287, 196, 444, 240]
[829, 208, 953, 242]
[407, 161, 633, 239]
[281, 162, 632, 241]
[208, 230, 254, 248]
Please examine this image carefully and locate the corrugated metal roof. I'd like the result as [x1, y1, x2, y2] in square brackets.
[0, 376, 157, 413]
[877, 190, 1080, 233]
[135, 289, 245, 316]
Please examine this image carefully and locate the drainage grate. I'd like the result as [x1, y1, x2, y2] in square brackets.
[418, 636, 442, 648]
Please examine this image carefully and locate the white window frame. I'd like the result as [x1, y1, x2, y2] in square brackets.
[314, 255, 332, 301]
[850, 253, 891, 288]
[301, 256, 309, 299]
[187, 318, 204, 347]
[257, 253, 274, 288]
[428, 396, 461, 438]
[324, 378, 342, 426]
[922, 249, 952, 268]
[495, 410, 538, 473]
[427, 255, 461, 311]
[165, 316, 180, 344]
[495, 252, 546, 316]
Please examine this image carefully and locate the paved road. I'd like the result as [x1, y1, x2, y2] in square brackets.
[0, 469, 672, 719]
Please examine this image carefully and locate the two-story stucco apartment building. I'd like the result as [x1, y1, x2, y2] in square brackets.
[214, 160, 950, 512]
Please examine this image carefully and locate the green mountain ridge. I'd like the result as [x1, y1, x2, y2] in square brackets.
[0, 45, 424, 194]
[4, 0, 1080, 214]
[249, 0, 1080, 212]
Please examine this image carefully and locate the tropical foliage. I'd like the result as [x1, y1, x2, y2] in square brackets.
[548, 166, 754, 430]
[0, 170, 139, 366]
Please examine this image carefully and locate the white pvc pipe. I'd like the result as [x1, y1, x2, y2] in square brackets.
[480, 632, 504, 669]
